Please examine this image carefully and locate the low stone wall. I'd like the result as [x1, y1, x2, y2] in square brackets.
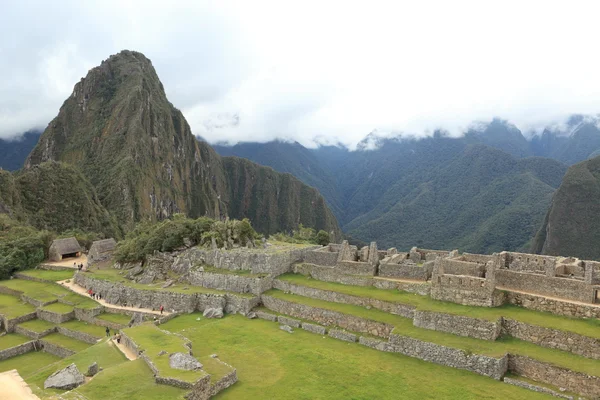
[0, 341, 37, 361]
[187, 270, 272, 296]
[431, 275, 504, 307]
[273, 279, 416, 318]
[14, 324, 56, 340]
[503, 377, 573, 399]
[508, 355, 600, 398]
[379, 263, 429, 281]
[261, 295, 393, 338]
[255, 310, 278, 322]
[56, 326, 100, 344]
[497, 270, 593, 304]
[439, 258, 485, 277]
[74, 306, 104, 323]
[335, 261, 376, 276]
[304, 248, 338, 267]
[372, 279, 431, 296]
[505, 291, 600, 319]
[277, 316, 301, 328]
[413, 311, 502, 341]
[328, 329, 357, 342]
[209, 368, 238, 397]
[0, 285, 24, 297]
[39, 264, 76, 271]
[301, 322, 326, 335]
[40, 340, 76, 358]
[37, 309, 74, 324]
[14, 271, 73, 284]
[22, 295, 56, 308]
[502, 319, 600, 360]
[1, 312, 37, 333]
[293, 263, 374, 287]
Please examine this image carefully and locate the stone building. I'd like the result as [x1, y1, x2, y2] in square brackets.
[48, 237, 82, 262]
[88, 238, 117, 265]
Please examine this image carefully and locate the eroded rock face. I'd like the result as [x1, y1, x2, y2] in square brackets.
[44, 363, 85, 390]
[169, 352, 203, 370]
[203, 307, 223, 319]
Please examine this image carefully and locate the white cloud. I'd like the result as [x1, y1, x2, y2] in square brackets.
[1, 0, 600, 148]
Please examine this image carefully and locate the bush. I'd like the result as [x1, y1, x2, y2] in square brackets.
[0, 215, 49, 279]
[316, 230, 331, 246]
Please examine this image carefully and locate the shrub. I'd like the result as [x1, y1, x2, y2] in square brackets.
[316, 230, 331, 246]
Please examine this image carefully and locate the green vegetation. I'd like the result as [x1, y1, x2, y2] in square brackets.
[279, 273, 600, 338]
[161, 314, 547, 400]
[271, 224, 330, 246]
[96, 312, 132, 326]
[264, 289, 600, 376]
[0, 214, 51, 279]
[41, 332, 92, 352]
[42, 302, 74, 314]
[18, 269, 74, 282]
[0, 333, 30, 350]
[0, 293, 35, 318]
[0, 351, 61, 377]
[18, 318, 55, 333]
[0, 278, 98, 309]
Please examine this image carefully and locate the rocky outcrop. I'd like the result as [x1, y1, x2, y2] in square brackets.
[44, 363, 85, 390]
[169, 353, 203, 371]
[202, 308, 223, 319]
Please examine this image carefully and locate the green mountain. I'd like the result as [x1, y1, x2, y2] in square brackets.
[532, 155, 600, 259]
[0, 130, 41, 171]
[22, 50, 340, 238]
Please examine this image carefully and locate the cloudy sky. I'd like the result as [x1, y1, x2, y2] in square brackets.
[1, 0, 599, 148]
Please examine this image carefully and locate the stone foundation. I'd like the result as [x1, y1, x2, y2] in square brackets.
[1, 312, 37, 333]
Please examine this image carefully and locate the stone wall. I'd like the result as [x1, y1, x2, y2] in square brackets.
[40, 340, 76, 358]
[37, 309, 74, 324]
[301, 322, 326, 335]
[459, 253, 494, 264]
[293, 263, 374, 287]
[502, 319, 600, 359]
[372, 279, 431, 296]
[0, 285, 24, 297]
[328, 329, 357, 342]
[14, 324, 56, 340]
[438, 259, 485, 277]
[496, 270, 594, 304]
[277, 315, 301, 328]
[74, 306, 104, 323]
[209, 367, 238, 397]
[186, 270, 272, 296]
[0, 341, 37, 361]
[273, 279, 416, 318]
[413, 311, 502, 341]
[261, 294, 393, 338]
[56, 326, 100, 344]
[334, 261, 376, 276]
[378, 263, 429, 281]
[304, 247, 338, 266]
[508, 355, 600, 398]
[502, 377, 573, 399]
[14, 272, 71, 284]
[1, 312, 37, 333]
[504, 252, 556, 274]
[23, 295, 56, 308]
[505, 291, 600, 319]
[255, 310, 277, 322]
[39, 264, 75, 271]
[430, 275, 504, 307]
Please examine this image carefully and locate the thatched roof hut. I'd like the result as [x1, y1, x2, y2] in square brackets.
[88, 238, 117, 264]
[49, 237, 82, 261]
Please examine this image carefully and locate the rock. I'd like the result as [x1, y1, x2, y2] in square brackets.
[158, 350, 168, 356]
[86, 362, 99, 377]
[169, 352, 203, 371]
[162, 280, 174, 288]
[203, 307, 223, 319]
[129, 312, 144, 327]
[183, 238, 193, 248]
[210, 354, 218, 358]
[211, 237, 218, 250]
[280, 324, 294, 333]
[44, 363, 85, 390]
[366, 306, 372, 310]
[246, 312, 257, 319]
[126, 265, 143, 278]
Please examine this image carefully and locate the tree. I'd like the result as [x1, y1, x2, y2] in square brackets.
[316, 230, 331, 246]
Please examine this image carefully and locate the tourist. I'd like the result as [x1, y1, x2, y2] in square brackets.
[116, 333, 121, 344]
[73, 262, 76, 269]
[105, 327, 110, 337]
[160, 305, 164, 315]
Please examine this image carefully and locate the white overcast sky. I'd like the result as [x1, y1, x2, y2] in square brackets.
[1, 0, 599, 148]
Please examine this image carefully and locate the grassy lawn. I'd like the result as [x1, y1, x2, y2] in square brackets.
[0, 293, 35, 318]
[123, 323, 208, 383]
[42, 332, 92, 352]
[61, 359, 187, 400]
[96, 312, 132, 325]
[18, 269, 75, 282]
[161, 314, 549, 400]
[85, 269, 255, 298]
[0, 333, 30, 350]
[0, 278, 97, 309]
[60, 320, 104, 338]
[42, 302, 74, 314]
[202, 266, 268, 278]
[279, 273, 600, 338]
[17, 319, 56, 333]
[0, 351, 61, 377]
[264, 289, 600, 376]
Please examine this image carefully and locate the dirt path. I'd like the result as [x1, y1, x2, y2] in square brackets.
[108, 338, 138, 360]
[42, 255, 88, 268]
[57, 279, 170, 316]
[0, 370, 40, 400]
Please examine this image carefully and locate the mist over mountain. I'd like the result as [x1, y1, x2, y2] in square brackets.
[0, 130, 42, 171]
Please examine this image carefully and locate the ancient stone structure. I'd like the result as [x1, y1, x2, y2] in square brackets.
[48, 237, 81, 261]
[88, 238, 117, 265]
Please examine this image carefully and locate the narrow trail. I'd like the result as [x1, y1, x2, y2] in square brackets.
[107, 338, 138, 360]
[57, 279, 170, 316]
[0, 370, 40, 400]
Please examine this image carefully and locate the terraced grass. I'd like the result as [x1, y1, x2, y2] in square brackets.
[17, 319, 55, 333]
[0, 293, 35, 318]
[42, 302, 74, 314]
[264, 289, 600, 377]
[42, 332, 92, 352]
[279, 273, 600, 338]
[123, 323, 208, 383]
[86, 269, 255, 298]
[161, 314, 548, 400]
[61, 359, 187, 400]
[96, 312, 132, 325]
[18, 269, 75, 282]
[60, 320, 104, 338]
[0, 351, 61, 377]
[0, 333, 30, 350]
[0, 278, 98, 309]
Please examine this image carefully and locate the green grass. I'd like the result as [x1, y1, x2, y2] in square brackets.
[18, 269, 75, 282]
[0, 333, 30, 350]
[279, 273, 600, 338]
[96, 312, 132, 325]
[0, 293, 35, 318]
[60, 320, 104, 338]
[202, 266, 268, 278]
[85, 268, 255, 298]
[161, 314, 549, 400]
[17, 319, 56, 333]
[41, 332, 92, 352]
[41, 302, 74, 314]
[61, 359, 187, 400]
[0, 351, 61, 377]
[264, 289, 600, 377]
[123, 323, 208, 383]
[0, 278, 98, 309]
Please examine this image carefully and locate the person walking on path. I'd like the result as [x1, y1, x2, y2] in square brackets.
[160, 305, 164, 315]
[105, 327, 110, 337]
